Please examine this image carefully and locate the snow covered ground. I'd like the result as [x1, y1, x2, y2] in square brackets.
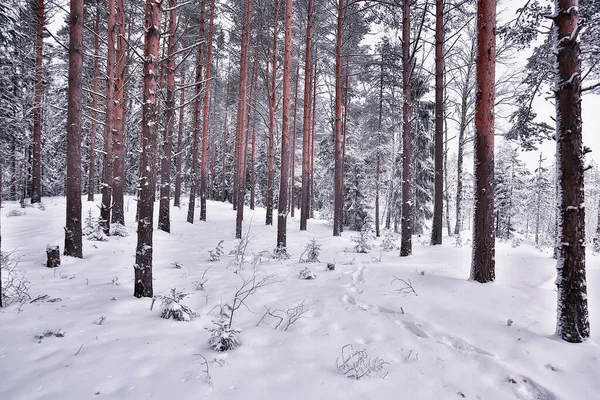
[1, 197, 599, 400]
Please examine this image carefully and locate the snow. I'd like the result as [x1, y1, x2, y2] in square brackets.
[1, 196, 599, 399]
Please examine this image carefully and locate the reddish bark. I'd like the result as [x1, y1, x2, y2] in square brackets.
[248, 52, 259, 210]
[158, 0, 178, 232]
[277, 0, 293, 250]
[470, 0, 496, 281]
[290, 61, 300, 217]
[200, 0, 216, 221]
[64, 0, 83, 258]
[341, 61, 350, 232]
[31, 0, 44, 204]
[265, 0, 280, 226]
[174, 70, 185, 207]
[400, 0, 412, 256]
[300, 0, 314, 231]
[187, 0, 206, 223]
[88, 0, 100, 202]
[431, 0, 444, 245]
[112, 0, 127, 226]
[222, 65, 230, 202]
[100, 0, 116, 234]
[333, 0, 344, 236]
[235, 0, 253, 239]
[310, 59, 317, 219]
[134, 0, 161, 298]
[554, 0, 589, 342]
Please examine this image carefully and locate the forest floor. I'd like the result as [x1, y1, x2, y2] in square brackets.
[0, 196, 599, 400]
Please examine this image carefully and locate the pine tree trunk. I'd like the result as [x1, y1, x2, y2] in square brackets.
[266, 0, 280, 226]
[64, 0, 83, 258]
[157, 0, 178, 232]
[277, 0, 293, 250]
[101, 0, 116, 234]
[134, 0, 161, 299]
[88, 0, 100, 202]
[31, 0, 44, 204]
[470, 0, 496, 283]
[188, 0, 206, 223]
[554, 0, 589, 343]
[174, 70, 185, 207]
[310, 59, 317, 219]
[250, 122, 256, 210]
[200, 0, 215, 221]
[300, 0, 314, 231]
[221, 65, 230, 202]
[235, 0, 253, 239]
[431, 0, 444, 245]
[247, 52, 259, 211]
[400, 0, 412, 256]
[333, 0, 344, 237]
[444, 112, 452, 236]
[290, 61, 300, 217]
[111, 0, 127, 226]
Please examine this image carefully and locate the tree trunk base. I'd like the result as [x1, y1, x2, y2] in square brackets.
[46, 245, 61, 268]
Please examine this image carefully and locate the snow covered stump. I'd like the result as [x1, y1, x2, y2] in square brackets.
[46, 245, 61, 268]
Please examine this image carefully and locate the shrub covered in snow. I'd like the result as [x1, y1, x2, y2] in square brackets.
[1, 252, 31, 306]
[299, 267, 316, 280]
[336, 344, 389, 379]
[156, 288, 196, 322]
[6, 209, 26, 218]
[83, 210, 107, 241]
[208, 240, 225, 261]
[380, 233, 398, 252]
[208, 318, 241, 352]
[272, 246, 290, 260]
[300, 239, 321, 263]
[352, 223, 374, 254]
[110, 223, 129, 237]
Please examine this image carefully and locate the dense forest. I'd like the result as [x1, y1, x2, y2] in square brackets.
[0, 0, 598, 349]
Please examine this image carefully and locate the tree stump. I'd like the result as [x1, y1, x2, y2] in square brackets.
[327, 263, 335, 271]
[46, 245, 61, 268]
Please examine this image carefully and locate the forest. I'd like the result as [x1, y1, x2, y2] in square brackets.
[0, 0, 599, 398]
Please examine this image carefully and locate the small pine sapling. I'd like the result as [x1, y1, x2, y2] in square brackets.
[380, 233, 399, 252]
[82, 209, 96, 236]
[85, 211, 107, 242]
[299, 239, 321, 263]
[299, 267, 316, 280]
[272, 246, 291, 260]
[110, 223, 129, 237]
[208, 304, 242, 352]
[352, 223, 374, 254]
[154, 288, 196, 322]
[208, 240, 225, 261]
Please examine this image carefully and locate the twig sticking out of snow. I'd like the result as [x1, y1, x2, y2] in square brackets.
[391, 277, 418, 297]
[336, 344, 389, 379]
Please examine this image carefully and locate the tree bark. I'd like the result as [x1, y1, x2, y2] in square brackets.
[200, 0, 215, 221]
[310, 59, 317, 219]
[187, 0, 206, 223]
[174, 70, 185, 207]
[31, 0, 44, 204]
[431, 0, 444, 245]
[221, 64, 231, 202]
[88, 0, 101, 202]
[277, 0, 293, 250]
[400, 0, 412, 256]
[290, 60, 300, 217]
[554, 0, 589, 343]
[235, 0, 253, 238]
[111, 0, 127, 226]
[134, 0, 161, 298]
[64, 0, 83, 258]
[265, 0, 280, 226]
[101, 0, 116, 234]
[333, 0, 344, 236]
[300, 0, 314, 231]
[470, 0, 496, 283]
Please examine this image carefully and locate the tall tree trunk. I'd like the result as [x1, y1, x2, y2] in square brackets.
[158, 0, 178, 231]
[400, 0, 412, 256]
[431, 0, 444, 245]
[248, 51, 259, 210]
[222, 64, 230, 202]
[112, 0, 127, 226]
[88, 0, 101, 202]
[535, 153, 543, 246]
[250, 122, 256, 209]
[333, 0, 344, 236]
[290, 61, 300, 217]
[31, 0, 44, 204]
[101, 0, 116, 234]
[174, 71, 185, 207]
[266, 0, 280, 226]
[276, 0, 293, 250]
[554, 0, 589, 343]
[188, 0, 206, 223]
[310, 59, 317, 219]
[235, 0, 253, 238]
[375, 59, 384, 237]
[200, 0, 216, 221]
[470, 0, 496, 282]
[444, 111, 452, 236]
[341, 61, 350, 231]
[64, 0, 83, 258]
[134, 0, 161, 298]
[300, 0, 314, 231]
